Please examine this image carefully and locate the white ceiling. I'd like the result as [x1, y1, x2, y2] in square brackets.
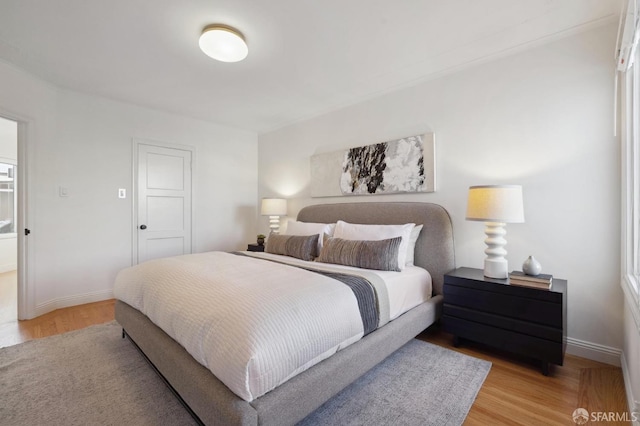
[0, 0, 622, 134]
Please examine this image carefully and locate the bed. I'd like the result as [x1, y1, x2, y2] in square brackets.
[114, 202, 455, 425]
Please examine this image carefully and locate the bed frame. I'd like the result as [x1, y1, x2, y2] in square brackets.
[115, 202, 455, 425]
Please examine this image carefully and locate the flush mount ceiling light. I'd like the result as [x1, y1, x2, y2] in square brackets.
[199, 24, 248, 63]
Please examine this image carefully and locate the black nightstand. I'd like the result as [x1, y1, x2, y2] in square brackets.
[442, 267, 567, 375]
[247, 243, 265, 252]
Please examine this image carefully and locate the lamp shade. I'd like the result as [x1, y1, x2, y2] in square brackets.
[466, 185, 524, 223]
[261, 198, 287, 216]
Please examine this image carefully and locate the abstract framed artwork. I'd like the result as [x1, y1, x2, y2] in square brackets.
[310, 133, 435, 197]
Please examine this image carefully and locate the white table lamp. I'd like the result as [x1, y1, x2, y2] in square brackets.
[466, 185, 525, 279]
[261, 198, 287, 234]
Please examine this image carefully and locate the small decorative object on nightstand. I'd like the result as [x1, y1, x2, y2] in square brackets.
[508, 271, 552, 289]
[257, 234, 266, 246]
[522, 255, 542, 276]
[442, 267, 567, 376]
[247, 243, 265, 252]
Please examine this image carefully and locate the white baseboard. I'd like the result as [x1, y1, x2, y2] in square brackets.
[35, 289, 114, 317]
[621, 351, 640, 426]
[566, 337, 622, 366]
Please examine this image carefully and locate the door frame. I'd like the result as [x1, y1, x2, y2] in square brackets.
[131, 138, 195, 265]
[0, 109, 33, 319]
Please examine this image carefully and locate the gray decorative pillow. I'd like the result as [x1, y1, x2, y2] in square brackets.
[265, 234, 319, 261]
[316, 236, 402, 272]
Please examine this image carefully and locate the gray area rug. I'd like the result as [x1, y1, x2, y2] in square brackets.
[298, 337, 491, 426]
[0, 321, 491, 426]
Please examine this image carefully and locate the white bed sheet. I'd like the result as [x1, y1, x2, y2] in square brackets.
[377, 266, 432, 320]
[246, 252, 432, 320]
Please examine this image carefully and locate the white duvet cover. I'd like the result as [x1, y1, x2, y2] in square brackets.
[248, 252, 432, 320]
[113, 251, 431, 401]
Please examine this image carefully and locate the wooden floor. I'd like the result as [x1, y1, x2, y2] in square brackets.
[419, 328, 631, 425]
[0, 300, 631, 425]
[0, 299, 115, 348]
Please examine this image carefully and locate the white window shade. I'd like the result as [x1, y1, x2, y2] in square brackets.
[617, 0, 640, 71]
[620, 20, 640, 332]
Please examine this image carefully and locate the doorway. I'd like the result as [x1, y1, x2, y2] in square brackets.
[133, 140, 193, 264]
[0, 116, 18, 324]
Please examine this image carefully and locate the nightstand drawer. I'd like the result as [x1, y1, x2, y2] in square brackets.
[443, 304, 563, 342]
[443, 285, 562, 328]
[442, 316, 564, 365]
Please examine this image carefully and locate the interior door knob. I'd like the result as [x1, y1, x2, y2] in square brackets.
[140, 224, 147, 230]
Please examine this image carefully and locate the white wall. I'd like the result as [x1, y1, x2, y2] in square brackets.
[0, 60, 258, 317]
[0, 238, 16, 273]
[258, 24, 623, 363]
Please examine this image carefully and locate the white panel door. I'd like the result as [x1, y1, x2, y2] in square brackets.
[137, 143, 192, 263]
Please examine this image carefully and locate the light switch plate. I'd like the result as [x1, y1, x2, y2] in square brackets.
[59, 186, 69, 197]
[118, 188, 126, 199]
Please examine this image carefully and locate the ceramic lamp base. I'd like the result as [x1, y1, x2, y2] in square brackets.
[268, 216, 281, 234]
[484, 258, 508, 279]
[483, 221, 509, 279]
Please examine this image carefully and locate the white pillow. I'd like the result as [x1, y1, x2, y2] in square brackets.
[283, 220, 336, 255]
[333, 220, 415, 270]
[405, 224, 423, 267]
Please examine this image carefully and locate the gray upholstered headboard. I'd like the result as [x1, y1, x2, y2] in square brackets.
[297, 202, 455, 295]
